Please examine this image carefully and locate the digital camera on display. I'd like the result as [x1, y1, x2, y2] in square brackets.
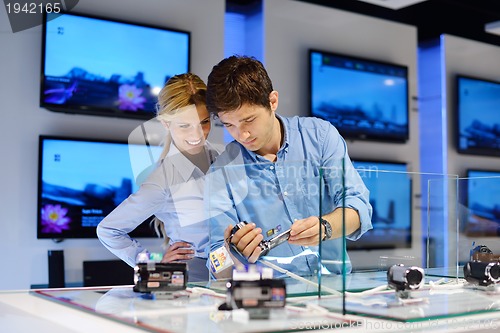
[133, 262, 187, 293]
[229, 221, 291, 258]
[225, 278, 287, 309]
[464, 260, 500, 286]
[470, 245, 500, 262]
[387, 264, 425, 291]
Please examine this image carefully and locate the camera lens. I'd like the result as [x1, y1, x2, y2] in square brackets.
[406, 269, 424, 287]
[488, 263, 500, 281]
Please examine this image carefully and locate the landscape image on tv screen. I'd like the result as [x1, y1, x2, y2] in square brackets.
[457, 76, 500, 156]
[349, 160, 412, 250]
[38, 136, 163, 239]
[41, 12, 190, 119]
[309, 50, 409, 142]
[465, 170, 500, 237]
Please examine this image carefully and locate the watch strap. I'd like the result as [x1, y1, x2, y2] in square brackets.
[319, 217, 332, 241]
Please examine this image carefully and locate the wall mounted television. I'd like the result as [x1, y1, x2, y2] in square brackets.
[37, 135, 163, 239]
[456, 75, 500, 157]
[465, 169, 500, 237]
[349, 160, 412, 250]
[309, 49, 409, 143]
[40, 12, 190, 120]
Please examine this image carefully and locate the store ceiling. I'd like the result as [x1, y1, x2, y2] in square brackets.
[227, 0, 500, 47]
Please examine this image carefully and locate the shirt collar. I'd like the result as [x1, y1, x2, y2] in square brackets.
[239, 113, 290, 162]
[275, 113, 290, 154]
[165, 142, 198, 182]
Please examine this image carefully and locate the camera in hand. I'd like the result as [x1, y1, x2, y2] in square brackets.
[229, 221, 291, 258]
[387, 264, 425, 291]
[133, 262, 187, 293]
[464, 261, 500, 286]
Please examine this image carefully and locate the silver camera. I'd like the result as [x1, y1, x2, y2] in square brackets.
[229, 221, 291, 258]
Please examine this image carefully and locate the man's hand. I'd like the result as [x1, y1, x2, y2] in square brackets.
[289, 216, 323, 246]
[225, 222, 264, 263]
[161, 242, 194, 263]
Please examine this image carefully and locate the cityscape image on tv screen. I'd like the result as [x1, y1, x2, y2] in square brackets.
[457, 76, 500, 156]
[349, 160, 412, 249]
[309, 50, 409, 142]
[38, 136, 162, 239]
[41, 12, 190, 119]
[466, 170, 500, 237]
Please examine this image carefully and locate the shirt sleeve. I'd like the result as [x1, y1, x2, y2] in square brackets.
[96, 179, 166, 267]
[204, 164, 240, 255]
[320, 123, 373, 241]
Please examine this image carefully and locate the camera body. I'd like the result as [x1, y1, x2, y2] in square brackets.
[230, 221, 291, 258]
[226, 278, 286, 309]
[133, 262, 187, 293]
[464, 261, 500, 286]
[387, 264, 425, 291]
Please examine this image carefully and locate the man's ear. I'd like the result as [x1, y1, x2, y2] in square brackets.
[269, 91, 279, 111]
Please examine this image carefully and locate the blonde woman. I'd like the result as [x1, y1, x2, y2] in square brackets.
[97, 73, 220, 282]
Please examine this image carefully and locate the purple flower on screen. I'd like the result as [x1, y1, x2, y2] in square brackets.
[41, 204, 71, 233]
[118, 84, 146, 111]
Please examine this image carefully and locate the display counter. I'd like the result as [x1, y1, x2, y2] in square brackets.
[2, 272, 499, 333]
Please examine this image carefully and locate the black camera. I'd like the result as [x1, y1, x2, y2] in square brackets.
[225, 278, 286, 309]
[133, 262, 187, 293]
[464, 260, 500, 286]
[387, 264, 425, 291]
[229, 221, 291, 258]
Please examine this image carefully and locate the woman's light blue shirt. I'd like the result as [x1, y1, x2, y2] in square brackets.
[97, 142, 219, 267]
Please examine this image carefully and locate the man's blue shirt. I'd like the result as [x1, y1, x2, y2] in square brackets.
[206, 115, 372, 275]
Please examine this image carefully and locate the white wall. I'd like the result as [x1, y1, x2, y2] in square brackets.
[0, 0, 225, 290]
[443, 35, 500, 261]
[262, 0, 421, 269]
[443, 35, 500, 177]
[419, 35, 500, 265]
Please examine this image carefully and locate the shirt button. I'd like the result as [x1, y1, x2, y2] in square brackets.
[270, 165, 275, 170]
[283, 191, 288, 196]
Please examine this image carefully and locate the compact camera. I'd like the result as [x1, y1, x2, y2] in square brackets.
[133, 262, 187, 293]
[387, 264, 425, 291]
[225, 278, 287, 309]
[229, 221, 291, 258]
[463, 260, 500, 286]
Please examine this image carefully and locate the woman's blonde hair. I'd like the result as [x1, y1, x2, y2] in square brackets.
[156, 73, 208, 160]
[153, 73, 208, 245]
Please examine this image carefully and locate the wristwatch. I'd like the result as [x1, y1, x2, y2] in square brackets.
[319, 217, 332, 241]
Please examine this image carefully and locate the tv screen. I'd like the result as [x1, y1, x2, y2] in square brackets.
[456, 75, 500, 156]
[349, 160, 412, 250]
[309, 49, 409, 142]
[37, 136, 163, 239]
[40, 12, 190, 119]
[465, 169, 500, 237]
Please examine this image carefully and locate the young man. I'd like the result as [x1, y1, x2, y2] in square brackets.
[205, 56, 372, 276]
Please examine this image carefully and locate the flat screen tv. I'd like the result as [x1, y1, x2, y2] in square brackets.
[40, 12, 190, 119]
[37, 135, 163, 239]
[309, 49, 409, 143]
[349, 160, 412, 250]
[465, 169, 500, 237]
[456, 75, 500, 157]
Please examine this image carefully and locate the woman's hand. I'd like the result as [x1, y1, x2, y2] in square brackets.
[161, 241, 194, 263]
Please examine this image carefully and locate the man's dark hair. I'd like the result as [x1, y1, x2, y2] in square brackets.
[206, 55, 274, 116]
